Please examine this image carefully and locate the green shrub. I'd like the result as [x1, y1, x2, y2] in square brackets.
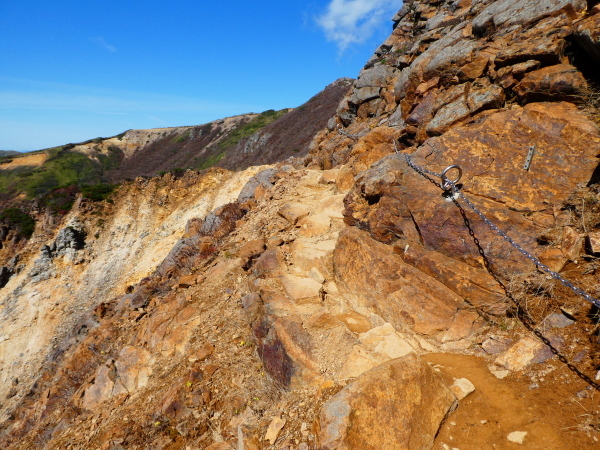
[0, 207, 36, 238]
[173, 130, 191, 143]
[196, 152, 226, 170]
[217, 109, 290, 149]
[81, 184, 117, 201]
[97, 146, 123, 171]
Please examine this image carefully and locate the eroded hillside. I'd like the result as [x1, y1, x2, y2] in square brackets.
[2, 0, 600, 449]
[0, 78, 351, 206]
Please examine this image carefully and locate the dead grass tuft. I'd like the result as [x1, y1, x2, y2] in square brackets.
[576, 85, 600, 126]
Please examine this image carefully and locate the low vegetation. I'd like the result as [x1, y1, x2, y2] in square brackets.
[97, 145, 124, 172]
[173, 130, 191, 143]
[217, 109, 290, 150]
[0, 207, 36, 238]
[81, 183, 117, 202]
[0, 146, 103, 198]
[39, 185, 79, 215]
[0, 145, 121, 222]
[196, 152, 226, 170]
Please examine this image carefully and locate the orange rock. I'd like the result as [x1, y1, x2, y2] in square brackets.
[318, 355, 457, 449]
[334, 228, 463, 338]
[252, 248, 285, 278]
[538, 247, 567, 273]
[177, 274, 197, 288]
[514, 64, 587, 101]
[345, 102, 600, 281]
[203, 364, 219, 376]
[238, 239, 265, 262]
[561, 226, 583, 260]
[396, 241, 506, 314]
[278, 203, 310, 225]
[191, 343, 215, 362]
[337, 312, 372, 334]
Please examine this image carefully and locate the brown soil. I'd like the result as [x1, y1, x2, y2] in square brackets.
[0, 152, 46, 170]
[426, 353, 600, 449]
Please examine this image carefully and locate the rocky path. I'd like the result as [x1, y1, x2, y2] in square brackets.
[3, 0, 600, 447]
[0, 161, 599, 448]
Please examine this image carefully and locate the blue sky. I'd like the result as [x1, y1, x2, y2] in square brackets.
[0, 0, 401, 151]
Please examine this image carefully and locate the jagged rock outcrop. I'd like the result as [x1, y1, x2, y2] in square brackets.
[307, 0, 600, 313]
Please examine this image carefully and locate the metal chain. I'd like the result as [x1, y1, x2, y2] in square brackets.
[404, 152, 600, 390]
[404, 153, 600, 309]
[337, 125, 367, 140]
[453, 195, 600, 391]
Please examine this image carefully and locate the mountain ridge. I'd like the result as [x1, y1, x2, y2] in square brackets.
[2, 1, 600, 448]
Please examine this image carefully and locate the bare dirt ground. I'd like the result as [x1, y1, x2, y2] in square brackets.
[0, 152, 46, 169]
[428, 352, 600, 449]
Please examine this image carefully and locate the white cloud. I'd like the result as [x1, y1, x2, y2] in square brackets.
[316, 0, 400, 52]
[91, 36, 117, 53]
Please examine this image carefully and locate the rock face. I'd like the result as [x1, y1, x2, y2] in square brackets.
[334, 228, 466, 338]
[308, 0, 600, 319]
[318, 355, 457, 449]
[307, 0, 598, 168]
[343, 102, 600, 282]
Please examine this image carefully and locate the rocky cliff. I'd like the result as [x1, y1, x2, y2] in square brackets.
[2, 1, 600, 448]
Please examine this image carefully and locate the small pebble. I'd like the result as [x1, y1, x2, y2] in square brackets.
[576, 389, 590, 399]
[507, 431, 527, 444]
[529, 383, 539, 390]
[450, 378, 476, 400]
[490, 368, 510, 379]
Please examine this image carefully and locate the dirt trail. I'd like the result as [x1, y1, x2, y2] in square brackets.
[426, 353, 600, 449]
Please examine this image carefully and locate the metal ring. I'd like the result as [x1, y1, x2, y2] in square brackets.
[440, 165, 462, 191]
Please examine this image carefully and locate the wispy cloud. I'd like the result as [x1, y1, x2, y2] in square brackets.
[91, 36, 117, 53]
[316, 0, 399, 52]
[145, 115, 170, 126]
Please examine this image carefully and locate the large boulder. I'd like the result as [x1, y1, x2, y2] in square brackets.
[318, 354, 457, 449]
[514, 64, 587, 101]
[472, 0, 585, 34]
[334, 228, 467, 337]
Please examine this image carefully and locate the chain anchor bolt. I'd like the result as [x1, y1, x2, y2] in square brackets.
[441, 165, 462, 196]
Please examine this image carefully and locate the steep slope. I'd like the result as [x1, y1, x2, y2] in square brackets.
[102, 78, 351, 177]
[0, 78, 350, 205]
[2, 1, 600, 449]
[216, 78, 354, 171]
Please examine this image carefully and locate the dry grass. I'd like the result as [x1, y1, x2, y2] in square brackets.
[506, 271, 557, 323]
[576, 86, 600, 126]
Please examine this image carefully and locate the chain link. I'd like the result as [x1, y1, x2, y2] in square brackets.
[404, 153, 600, 309]
[337, 125, 367, 140]
[404, 152, 600, 390]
